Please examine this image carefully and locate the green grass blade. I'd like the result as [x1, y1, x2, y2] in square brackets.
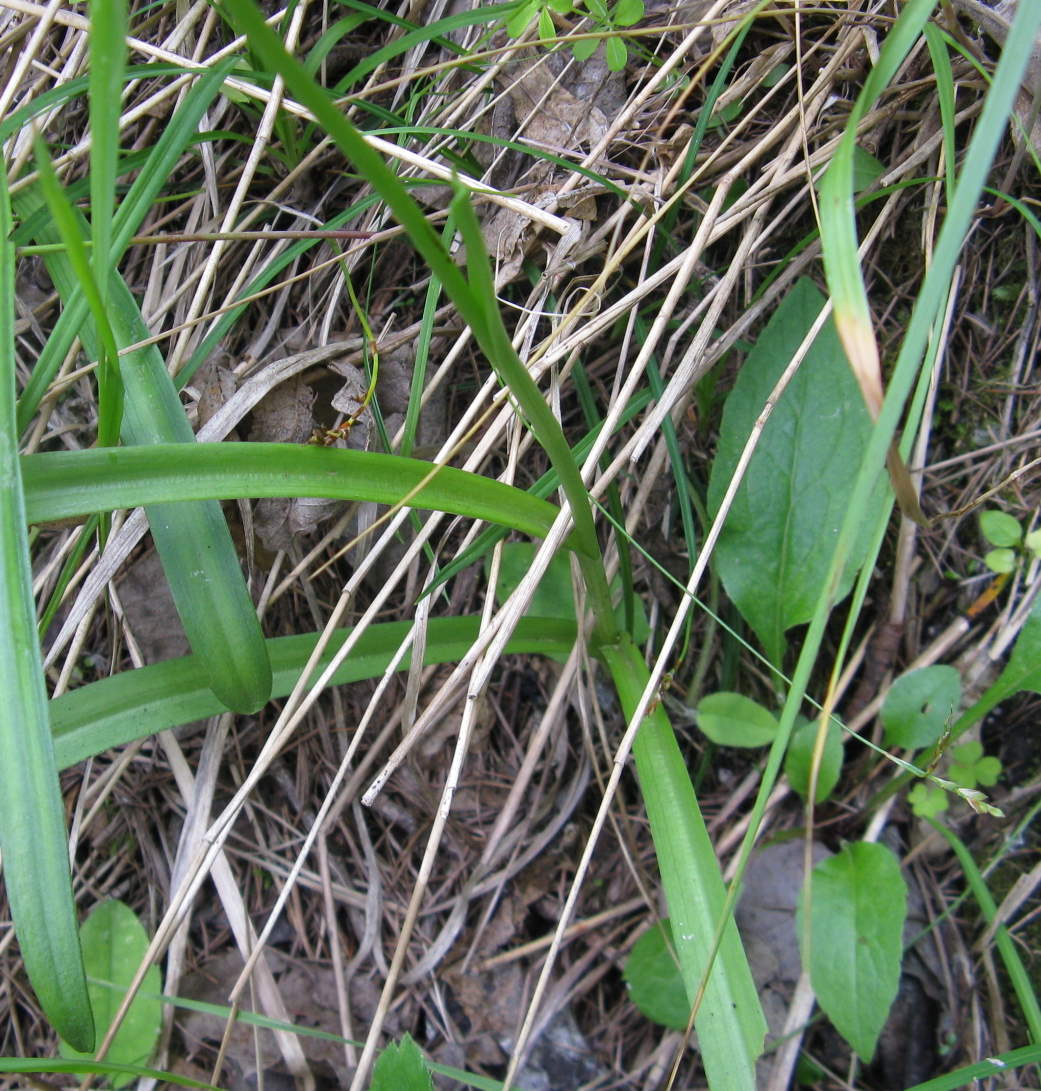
[15, 190, 272, 714]
[88, 0, 126, 309]
[923, 22, 957, 199]
[929, 819, 1041, 1042]
[22, 442, 561, 540]
[818, 0, 938, 416]
[601, 637, 765, 1087]
[0, 165, 94, 1050]
[905, 1044, 1041, 1091]
[0, 1058, 218, 1089]
[32, 136, 123, 449]
[52, 617, 578, 769]
[16, 61, 235, 427]
[331, 0, 511, 91]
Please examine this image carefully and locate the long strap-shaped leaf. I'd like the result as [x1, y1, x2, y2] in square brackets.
[601, 638, 765, 1089]
[51, 617, 579, 770]
[0, 167, 94, 1048]
[14, 189, 272, 714]
[21, 443, 561, 539]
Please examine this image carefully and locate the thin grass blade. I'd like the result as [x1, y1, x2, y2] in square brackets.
[87, 0, 127, 445]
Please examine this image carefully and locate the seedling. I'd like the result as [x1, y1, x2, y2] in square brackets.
[504, 0, 645, 72]
[979, 508, 1041, 575]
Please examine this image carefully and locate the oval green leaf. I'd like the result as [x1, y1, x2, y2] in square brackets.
[695, 691, 778, 748]
[785, 716, 844, 803]
[707, 278, 883, 666]
[799, 841, 907, 1062]
[984, 548, 1016, 574]
[979, 509, 1022, 547]
[623, 920, 689, 1030]
[59, 900, 161, 1085]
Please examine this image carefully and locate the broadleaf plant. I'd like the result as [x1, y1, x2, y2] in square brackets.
[707, 277, 885, 666]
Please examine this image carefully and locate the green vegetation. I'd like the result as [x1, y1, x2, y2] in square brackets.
[0, 0, 1039, 1088]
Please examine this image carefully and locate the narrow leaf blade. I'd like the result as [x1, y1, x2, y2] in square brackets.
[0, 160, 94, 1051]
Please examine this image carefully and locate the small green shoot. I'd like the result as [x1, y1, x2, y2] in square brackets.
[980, 508, 1041, 574]
[504, 0, 644, 71]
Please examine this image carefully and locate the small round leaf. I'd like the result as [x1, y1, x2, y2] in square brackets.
[623, 920, 689, 1029]
[1024, 528, 1041, 558]
[785, 716, 844, 803]
[979, 509, 1022, 547]
[881, 666, 961, 750]
[571, 35, 600, 60]
[695, 691, 778, 748]
[613, 0, 644, 25]
[984, 548, 1016, 574]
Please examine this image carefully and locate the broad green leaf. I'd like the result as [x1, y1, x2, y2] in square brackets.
[695, 692, 778, 748]
[623, 920, 689, 1029]
[784, 717, 843, 803]
[613, 0, 643, 26]
[1024, 529, 1041, 557]
[538, 6, 554, 40]
[369, 1034, 433, 1091]
[707, 277, 884, 665]
[979, 509, 1022, 547]
[799, 842, 906, 1062]
[60, 901, 161, 1085]
[881, 666, 961, 750]
[506, 0, 538, 36]
[0, 152, 94, 1052]
[571, 36, 600, 61]
[52, 617, 579, 769]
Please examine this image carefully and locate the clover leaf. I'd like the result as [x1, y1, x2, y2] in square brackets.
[949, 740, 1002, 789]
